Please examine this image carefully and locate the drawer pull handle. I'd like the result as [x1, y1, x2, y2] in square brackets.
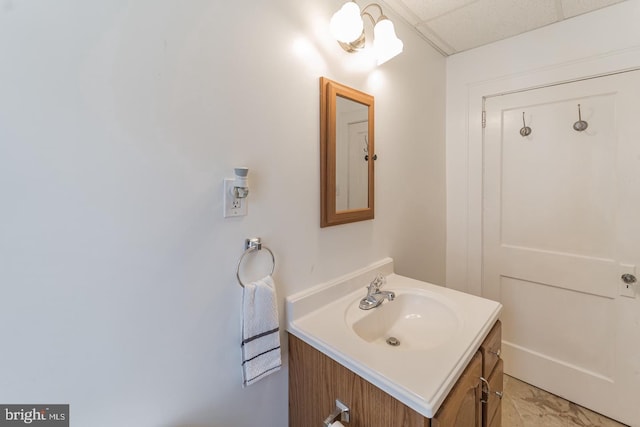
[323, 399, 350, 426]
[480, 377, 489, 403]
[489, 349, 501, 357]
[480, 377, 504, 402]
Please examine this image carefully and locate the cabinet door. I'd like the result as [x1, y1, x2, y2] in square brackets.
[432, 351, 482, 427]
[480, 320, 501, 378]
[483, 359, 503, 427]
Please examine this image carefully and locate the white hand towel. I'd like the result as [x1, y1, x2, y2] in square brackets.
[241, 275, 281, 386]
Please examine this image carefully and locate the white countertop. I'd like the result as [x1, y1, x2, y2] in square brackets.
[285, 258, 502, 418]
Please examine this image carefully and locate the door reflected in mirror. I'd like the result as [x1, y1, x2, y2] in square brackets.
[336, 95, 369, 211]
[320, 77, 374, 227]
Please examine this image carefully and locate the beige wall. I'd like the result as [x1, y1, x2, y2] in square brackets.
[0, 0, 446, 425]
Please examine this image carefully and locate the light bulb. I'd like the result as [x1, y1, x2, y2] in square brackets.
[330, 2, 364, 43]
[373, 18, 403, 65]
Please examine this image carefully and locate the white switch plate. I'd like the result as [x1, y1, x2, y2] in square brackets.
[223, 179, 247, 218]
[619, 263, 636, 299]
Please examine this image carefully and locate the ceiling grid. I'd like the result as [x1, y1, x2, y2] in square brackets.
[381, 0, 628, 55]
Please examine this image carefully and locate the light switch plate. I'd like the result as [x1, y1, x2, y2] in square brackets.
[619, 263, 636, 299]
[223, 179, 247, 218]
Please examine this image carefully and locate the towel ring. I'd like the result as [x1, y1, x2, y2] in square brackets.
[236, 238, 275, 288]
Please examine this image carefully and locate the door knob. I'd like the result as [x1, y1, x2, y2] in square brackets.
[621, 274, 637, 284]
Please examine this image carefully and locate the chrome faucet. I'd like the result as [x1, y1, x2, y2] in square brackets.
[359, 274, 395, 310]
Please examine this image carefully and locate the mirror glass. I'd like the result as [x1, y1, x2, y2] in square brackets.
[335, 96, 369, 211]
[320, 77, 374, 227]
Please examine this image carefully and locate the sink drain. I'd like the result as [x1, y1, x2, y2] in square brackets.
[386, 337, 400, 347]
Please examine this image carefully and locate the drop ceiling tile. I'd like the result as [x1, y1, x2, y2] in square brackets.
[382, 0, 629, 55]
[560, 0, 626, 17]
[414, 23, 457, 55]
[380, 0, 423, 25]
[398, 0, 479, 21]
[426, 0, 559, 52]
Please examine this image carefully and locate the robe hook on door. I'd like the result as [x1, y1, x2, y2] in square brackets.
[519, 112, 532, 137]
[363, 135, 377, 161]
[573, 104, 589, 132]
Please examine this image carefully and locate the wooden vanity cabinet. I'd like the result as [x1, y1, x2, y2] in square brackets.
[289, 320, 502, 427]
[480, 320, 501, 378]
[479, 320, 503, 427]
[484, 360, 503, 427]
[289, 334, 425, 427]
[431, 351, 482, 426]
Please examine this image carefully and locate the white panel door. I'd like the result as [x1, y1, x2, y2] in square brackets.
[347, 121, 368, 209]
[483, 70, 640, 425]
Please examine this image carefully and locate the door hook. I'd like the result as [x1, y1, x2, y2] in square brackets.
[573, 104, 589, 132]
[519, 112, 532, 137]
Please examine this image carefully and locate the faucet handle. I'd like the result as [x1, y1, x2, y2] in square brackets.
[374, 273, 386, 286]
[367, 274, 386, 292]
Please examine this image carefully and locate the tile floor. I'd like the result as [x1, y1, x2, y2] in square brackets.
[503, 375, 628, 427]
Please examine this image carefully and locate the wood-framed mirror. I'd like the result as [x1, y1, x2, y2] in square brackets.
[320, 77, 375, 227]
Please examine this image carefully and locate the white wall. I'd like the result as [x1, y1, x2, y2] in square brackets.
[446, 0, 640, 295]
[0, 1, 445, 426]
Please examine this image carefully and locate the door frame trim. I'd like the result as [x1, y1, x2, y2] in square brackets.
[482, 66, 640, 102]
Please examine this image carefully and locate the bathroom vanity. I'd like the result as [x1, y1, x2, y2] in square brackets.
[286, 258, 503, 426]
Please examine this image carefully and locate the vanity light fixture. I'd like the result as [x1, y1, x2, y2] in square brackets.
[329, 1, 403, 65]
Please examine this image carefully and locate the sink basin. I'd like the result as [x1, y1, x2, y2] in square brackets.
[286, 258, 502, 418]
[348, 291, 462, 350]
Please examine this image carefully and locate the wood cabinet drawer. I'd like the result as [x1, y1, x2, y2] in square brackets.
[483, 359, 503, 427]
[480, 320, 501, 377]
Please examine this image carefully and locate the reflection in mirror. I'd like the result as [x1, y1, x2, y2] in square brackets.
[336, 96, 369, 211]
[320, 77, 374, 227]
